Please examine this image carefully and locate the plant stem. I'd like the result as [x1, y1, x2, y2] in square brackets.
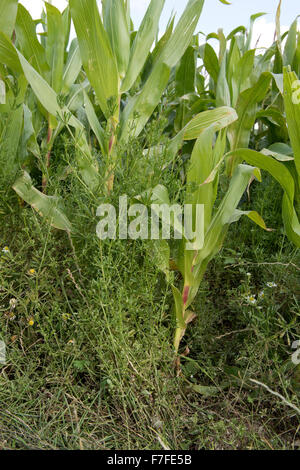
[42, 123, 53, 192]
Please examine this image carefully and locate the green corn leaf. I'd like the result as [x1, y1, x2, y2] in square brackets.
[83, 90, 108, 156]
[17, 50, 100, 191]
[0, 104, 23, 175]
[103, 0, 130, 80]
[132, 105, 235, 177]
[203, 42, 220, 84]
[62, 39, 82, 93]
[227, 38, 241, 102]
[174, 40, 197, 130]
[0, 79, 5, 104]
[120, 0, 204, 140]
[151, 14, 175, 65]
[175, 43, 196, 98]
[261, 148, 294, 162]
[276, 0, 282, 54]
[21, 104, 41, 160]
[228, 148, 300, 247]
[171, 285, 185, 329]
[245, 12, 266, 52]
[183, 106, 238, 140]
[227, 26, 247, 41]
[120, 61, 171, 140]
[0, 31, 22, 73]
[216, 52, 231, 107]
[185, 126, 216, 232]
[165, 106, 237, 166]
[268, 142, 293, 156]
[15, 4, 49, 76]
[158, 0, 204, 69]
[185, 164, 265, 308]
[228, 209, 271, 231]
[69, 0, 119, 119]
[0, 74, 27, 177]
[256, 107, 288, 139]
[227, 72, 272, 174]
[283, 67, 300, 185]
[231, 49, 255, 106]
[45, 2, 65, 92]
[121, 0, 165, 93]
[229, 72, 272, 149]
[197, 165, 263, 262]
[272, 72, 283, 94]
[283, 17, 298, 66]
[0, 0, 18, 37]
[13, 171, 72, 232]
[62, 6, 71, 50]
[207, 29, 227, 63]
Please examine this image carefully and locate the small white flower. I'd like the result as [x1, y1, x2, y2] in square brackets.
[258, 291, 265, 299]
[246, 272, 251, 277]
[246, 295, 257, 305]
[2, 246, 9, 254]
[9, 298, 17, 309]
[266, 282, 277, 288]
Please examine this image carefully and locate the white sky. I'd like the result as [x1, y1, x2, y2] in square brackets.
[19, 0, 292, 49]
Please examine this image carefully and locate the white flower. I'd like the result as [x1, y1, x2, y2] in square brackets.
[258, 291, 265, 299]
[246, 295, 257, 305]
[2, 246, 9, 254]
[246, 272, 251, 277]
[266, 282, 277, 288]
[9, 298, 17, 309]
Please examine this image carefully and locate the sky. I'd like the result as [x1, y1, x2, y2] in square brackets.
[19, 0, 298, 48]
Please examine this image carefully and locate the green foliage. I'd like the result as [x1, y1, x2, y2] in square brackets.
[0, 1, 299, 449]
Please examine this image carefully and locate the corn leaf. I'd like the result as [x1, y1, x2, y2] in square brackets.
[245, 12, 266, 52]
[62, 39, 82, 93]
[175, 44, 196, 98]
[183, 106, 238, 140]
[0, 0, 18, 37]
[83, 90, 108, 156]
[121, 0, 165, 93]
[13, 171, 72, 232]
[229, 148, 300, 247]
[103, 0, 130, 79]
[283, 17, 298, 66]
[0, 31, 22, 73]
[227, 72, 272, 175]
[216, 52, 231, 107]
[17, 50, 100, 190]
[120, 0, 204, 140]
[203, 43, 220, 84]
[283, 67, 300, 185]
[15, 4, 49, 76]
[69, 0, 119, 119]
[45, 2, 65, 92]
[0, 79, 5, 104]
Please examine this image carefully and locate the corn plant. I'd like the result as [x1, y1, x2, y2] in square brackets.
[0, 2, 86, 191]
[147, 108, 271, 356]
[228, 68, 300, 249]
[0, 0, 22, 171]
[68, 0, 208, 192]
[200, 18, 276, 176]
